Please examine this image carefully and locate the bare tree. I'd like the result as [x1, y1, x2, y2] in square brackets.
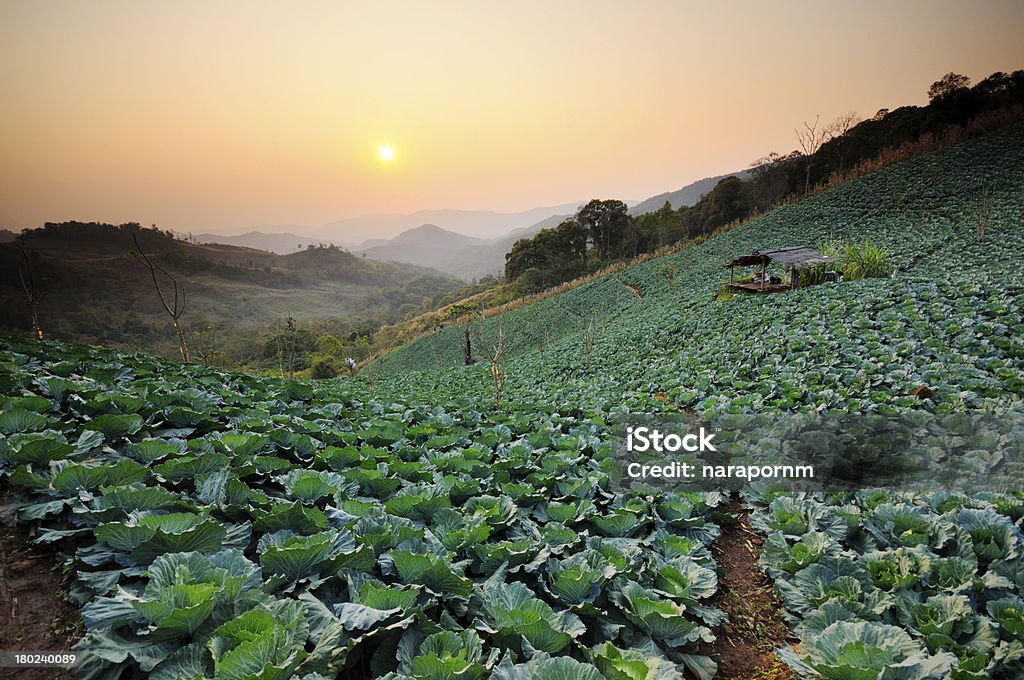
[823, 111, 860, 141]
[275, 322, 286, 377]
[131, 231, 190, 362]
[366, 360, 376, 399]
[823, 112, 862, 174]
[976, 189, 993, 241]
[583, 311, 597, 369]
[473, 312, 507, 409]
[489, 319, 506, 410]
[463, 326, 474, 366]
[274, 317, 297, 378]
[15, 243, 45, 340]
[795, 114, 826, 194]
[187, 321, 218, 366]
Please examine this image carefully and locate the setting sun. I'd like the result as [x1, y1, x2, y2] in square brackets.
[378, 145, 395, 163]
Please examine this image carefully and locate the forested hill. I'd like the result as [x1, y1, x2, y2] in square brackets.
[0, 222, 463, 367]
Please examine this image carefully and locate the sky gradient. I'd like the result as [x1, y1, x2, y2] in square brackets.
[1, 1, 1023, 237]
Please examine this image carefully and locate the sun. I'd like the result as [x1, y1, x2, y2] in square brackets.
[378, 145, 395, 162]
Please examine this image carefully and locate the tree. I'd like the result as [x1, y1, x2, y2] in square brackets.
[795, 114, 826, 194]
[472, 311, 506, 409]
[928, 72, 971, 102]
[275, 317, 298, 378]
[748, 152, 794, 211]
[187, 321, 218, 366]
[555, 218, 588, 262]
[15, 243, 45, 340]
[504, 236, 545, 282]
[976, 189, 993, 242]
[504, 218, 589, 290]
[822, 111, 862, 174]
[463, 326, 474, 366]
[690, 176, 747, 236]
[131, 231, 189, 362]
[582, 311, 596, 369]
[577, 199, 629, 259]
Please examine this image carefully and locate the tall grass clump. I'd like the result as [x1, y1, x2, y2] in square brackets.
[814, 239, 890, 282]
[839, 239, 891, 279]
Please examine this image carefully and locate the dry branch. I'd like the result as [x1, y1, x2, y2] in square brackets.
[131, 231, 190, 362]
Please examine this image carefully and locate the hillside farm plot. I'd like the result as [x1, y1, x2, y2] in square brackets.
[371, 123, 1024, 417]
[360, 122, 1024, 678]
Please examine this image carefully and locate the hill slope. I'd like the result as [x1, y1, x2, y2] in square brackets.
[356, 225, 487, 274]
[372, 122, 1024, 414]
[3, 124, 1024, 680]
[0, 223, 463, 362]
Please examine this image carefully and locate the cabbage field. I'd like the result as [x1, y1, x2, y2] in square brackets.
[373, 123, 1024, 417]
[748, 488, 1024, 678]
[1, 124, 1024, 678]
[0, 341, 728, 679]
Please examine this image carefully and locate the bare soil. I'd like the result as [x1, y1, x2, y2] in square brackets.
[701, 499, 794, 680]
[0, 495, 80, 680]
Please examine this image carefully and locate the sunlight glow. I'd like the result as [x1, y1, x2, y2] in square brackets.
[378, 145, 395, 162]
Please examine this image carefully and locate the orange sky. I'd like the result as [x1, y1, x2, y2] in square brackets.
[1, 1, 1022, 237]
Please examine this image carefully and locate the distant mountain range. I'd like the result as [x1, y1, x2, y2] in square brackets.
[318, 203, 586, 242]
[188, 171, 747, 280]
[353, 213, 572, 281]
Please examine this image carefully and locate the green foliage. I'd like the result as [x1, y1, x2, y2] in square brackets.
[778, 621, 955, 679]
[833, 239, 891, 281]
[753, 490, 1024, 678]
[309, 357, 337, 379]
[0, 338, 724, 677]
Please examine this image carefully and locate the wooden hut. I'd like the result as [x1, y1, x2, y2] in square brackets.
[725, 246, 837, 293]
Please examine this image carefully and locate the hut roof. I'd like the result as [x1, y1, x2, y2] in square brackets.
[726, 246, 836, 270]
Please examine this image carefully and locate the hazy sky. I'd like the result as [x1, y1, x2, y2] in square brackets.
[1, 1, 1022, 236]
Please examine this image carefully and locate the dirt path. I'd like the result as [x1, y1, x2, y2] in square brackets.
[0, 497, 80, 680]
[702, 499, 794, 680]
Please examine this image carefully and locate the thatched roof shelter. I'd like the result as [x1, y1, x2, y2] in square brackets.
[725, 246, 837, 293]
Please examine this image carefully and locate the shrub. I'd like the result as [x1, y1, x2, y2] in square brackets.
[310, 356, 337, 379]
